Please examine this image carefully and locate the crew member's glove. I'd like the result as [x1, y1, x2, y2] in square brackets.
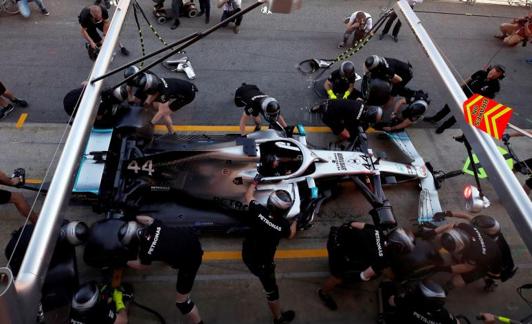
[342, 91, 351, 99]
[113, 289, 126, 313]
[433, 210, 452, 222]
[327, 89, 337, 100]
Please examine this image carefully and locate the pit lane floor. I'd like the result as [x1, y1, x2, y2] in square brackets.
[0, 123, 530, 323]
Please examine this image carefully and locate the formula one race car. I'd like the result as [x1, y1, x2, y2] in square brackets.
[70, 105, 441, 232]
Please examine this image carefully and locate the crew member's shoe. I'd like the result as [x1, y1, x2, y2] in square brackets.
[120, 46, 130, 56]
[0, 105, 15, 119]
[493, 34, 505, 40]
[318, 289, 338, 311]
[171, 18, 180, 30]
[197, 10, 204, 16]
[41, 8, 49, 15]
[273, 310, 295, 324]
[12, 98, 28, 107]
[337, 42, 345, 49]
[233, 25, 240, 34]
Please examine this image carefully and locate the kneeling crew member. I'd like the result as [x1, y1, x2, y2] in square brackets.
[234, 83, 288, 136]
[136, 74, 198, 134]
[379, 91, 429, 132]
[242, 181, 298, 324]
[323, 61, 362, 100]
[318, 221, 415, 310]
[364, 55, 414, 98]
[0, 169, 38, 223]
[381, 280, 460, 324]
[70, 281, 130, 324]
[426, 222, 502, 289]
[320, 99, 382, 140]
[126, 215, 204, 324]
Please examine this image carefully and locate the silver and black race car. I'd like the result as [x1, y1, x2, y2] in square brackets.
[70, 106, 441, 232]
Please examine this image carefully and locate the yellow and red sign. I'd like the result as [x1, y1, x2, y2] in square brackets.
[463, 94, 512, 140]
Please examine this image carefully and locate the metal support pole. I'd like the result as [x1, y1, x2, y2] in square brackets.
[9, 1, 131, 322]
[394, 0, 532, 251]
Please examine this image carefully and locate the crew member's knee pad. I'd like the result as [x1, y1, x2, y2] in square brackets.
[265, 285, 279, 302]
[176, 298, 195, 315]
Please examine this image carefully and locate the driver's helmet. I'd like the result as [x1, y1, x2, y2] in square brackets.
[402, 99, 428, 122]
[124, 65, 142, 86]
[364, 55, 385, 72]
[60, 221, 89, 246]
[72, 282, 100, 314]
[118, 221, 141, 246]
[267, 190, 293, 217]
[471, 215, 501, 237]
[339, 61, 355, 78]
[386, 227, 415, 255]
[440, 228, 470, 253]
[364, 78, 392, 106]
[261, 97, 281, 122]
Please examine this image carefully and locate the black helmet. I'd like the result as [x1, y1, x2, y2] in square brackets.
[387, 227, 415, 255]
[471, 215, 501, 237]
[137, 73, 162, 92]
[112, 84, 129, 102]
[118, 221, 141, 246]
[365, 55, 385, 71]
[267, 190, 293, 216]
[72, 282, 99, 313]
[440, 228, 470, 253]
[261, 97, 281, 122]
[124, 65, 141, 86]
[415, 280, 446, 311]
[402, 99, 428, 122]
[364, 105, 383, 125]
[60, 221, 89, 246]
[365, 78, 392, 106]
[339, 61, 355, 77]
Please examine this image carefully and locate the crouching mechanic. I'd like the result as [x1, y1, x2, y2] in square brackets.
[242, 180, 298, 324]
[364, 55, 414, 98]
[317, 221, 415, 311]
[423, 221, 502, 290]
[234, 83, 289, 136]
[323, 61, 362, 100]
[380, 280, 460, 324]
[377, 90, 429, 132]
[136, 74, 198, 134]
[125, 215, 204, 324]
[319, 99, 382, 140]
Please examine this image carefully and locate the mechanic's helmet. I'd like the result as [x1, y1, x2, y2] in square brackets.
[471, 215, 501, 237]
[339, 61, 356, 77]
[118, 221, 141, 246]
[60, 221, 89, 246]
[415, 280, 446, 311]
[112, 84, 129, 102]
[364, 105, 383, 125]
[267, 190, 293, 217]
[402, 99, 428, 122]
[72, 281, 100, 313]
[386, 227, 415, 255]
[440, 228, 470, 253]
[365, 78, 392, 106]
[137, 73, 162, 92]
[364, 55, 384, 72]
[261, 97, 281, 122]
[124, 65, 141, 86]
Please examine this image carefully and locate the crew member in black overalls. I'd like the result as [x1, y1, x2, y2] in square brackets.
[376, 91, 429, 132]
[317, 221, 415, 311]
[136, 74, 198, 134]
[363, 55, 414, 99]
[234, 83, 288, 136]
[126, 215, 204, 324]
[380, 280, 460, 324]
[424, 65, 505, 134]
[323, 61, 362, 100]
[319, 99, 383, 140]
[242, 180, 298, 324]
